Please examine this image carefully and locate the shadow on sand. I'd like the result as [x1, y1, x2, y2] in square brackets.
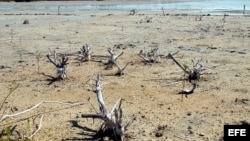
[40, 72, 60, 85]
[64, 120, 122, 141]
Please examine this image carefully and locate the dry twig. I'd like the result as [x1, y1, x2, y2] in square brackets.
[0, 101, 84, 122]
[0, 100, 84, 139]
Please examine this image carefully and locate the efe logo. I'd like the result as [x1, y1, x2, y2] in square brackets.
[224, 125, 250, 141]
[228, 129, 246, 136]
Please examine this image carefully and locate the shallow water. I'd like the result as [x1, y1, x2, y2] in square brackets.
[60, 0, 250, 12]
[0, 0, 249, 13]
[0, 0, 249, 25]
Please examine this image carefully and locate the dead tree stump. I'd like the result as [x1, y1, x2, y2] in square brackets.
[82, 74, 134, 140]
[168, 53, 207, 96]
[138, 47, 160, 63]
[168, 53, 206, 82]
[139, 47, 177, 63]
[46, 49, 68, 80]
[77, 44, 93, 62]
[106, 48, 130, 76]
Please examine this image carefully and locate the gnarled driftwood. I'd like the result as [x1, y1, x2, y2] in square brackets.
[139, 47, 160, 63]
[178, 83, 197, 98]
[168, 53, 207, 97]
[168, 53, 206, 82]
[139, 48, 178, 63]
[82, 74, 134, 140]
[106, 48, 130, 76]
[47, 49, 68, 80]
[77, 44, 93, 62]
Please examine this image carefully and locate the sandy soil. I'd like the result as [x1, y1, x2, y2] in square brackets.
[0, 1, 250, 141]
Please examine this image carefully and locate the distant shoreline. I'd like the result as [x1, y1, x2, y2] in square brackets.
[0, 0, 249, 16]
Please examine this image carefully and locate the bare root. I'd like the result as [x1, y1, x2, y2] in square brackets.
[82, 74, 134, 140]
[46, 49, 68, 81]
[77, 44, 93, 62]
[106, 48, 130, 76]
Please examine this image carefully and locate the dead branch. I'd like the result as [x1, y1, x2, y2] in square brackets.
[47, 49, 68, 80]
[168, 53, 206, 82]
[106, 48, 129, 76]
[0, 101, 84, 139]
[29, 114, 44, 138]
[168, 54, 206, 97]
[81, 113, 105, 120]
[168, 53, 189, 73]
[77, 44, 93, 62]
[114, 61, 131, 76]
[178, 83, 197, 98]
[139, 48, 176, 63]
[95, 74, 108, 115]
[0, 101, 84, 122]
[189, 58, 207, 82]
[82, 74, 134, 140]
[107, 48, 123, 67]
[0, 86, 18, 115]
[139, 48, 160, 63]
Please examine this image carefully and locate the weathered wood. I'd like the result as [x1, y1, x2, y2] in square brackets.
[168, 54, 206, 97]
[95, 74, 108, 115]
[106, 48, 129, 76]
[139, 47, 172, 63]
[139, 48, 158, 63]
[0, 100, 84, 139]
[139, 48, 178, 63]
[78, 44, 93, 62]
[107, 48, 123, 66]
[178, 83, 197, 98]
[168, 53, 189, 73]
[47, 49, 68, 80]
[29, 114, 44, 139]
[0, 101, 84, 122]
[114, 61, 131, 76]
[82, 74, 134, 140]
[168, 53, 206, 82]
